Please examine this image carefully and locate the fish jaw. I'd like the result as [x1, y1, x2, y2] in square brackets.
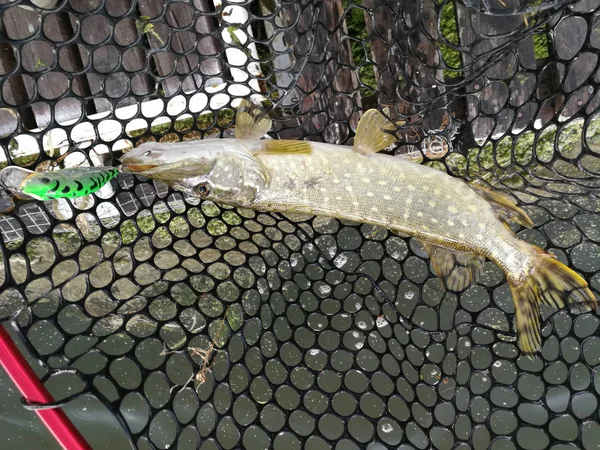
[119, 150, 168, 175]
[119, 163, 159, 173]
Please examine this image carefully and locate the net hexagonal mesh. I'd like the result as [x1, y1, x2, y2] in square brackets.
[0, 0, 600, 449]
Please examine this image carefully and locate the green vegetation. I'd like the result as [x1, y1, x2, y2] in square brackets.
[439, 1, 462, 79]
[136, 15, 164, 46]
[226, 26, 253, 57]
[127, 118, 196, 138]
[344, 1, 377, 96]
[5, 139, 38, 168]
[457, 119, 600, 189]
[533, 31, 550, 60]
[126, 110, 237, 140]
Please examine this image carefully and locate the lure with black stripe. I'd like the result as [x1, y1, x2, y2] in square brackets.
[0, 166, 119, 201]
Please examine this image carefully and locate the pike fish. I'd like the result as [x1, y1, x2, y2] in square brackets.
[120, 100, 597, 354]
[0, 166, 119, 201]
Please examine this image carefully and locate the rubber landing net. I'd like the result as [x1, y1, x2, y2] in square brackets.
[0, 0, 599, 449]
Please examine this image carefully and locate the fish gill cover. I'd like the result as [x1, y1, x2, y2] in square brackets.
[0, 0, 599, 449]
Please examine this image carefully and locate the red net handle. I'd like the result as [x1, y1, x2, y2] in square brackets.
[0, 325, 92, 450]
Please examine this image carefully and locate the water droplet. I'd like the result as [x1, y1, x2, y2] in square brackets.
[335, 254, 349, 268]
[381, 423, 393, 433]
[319, 285, 331, 295]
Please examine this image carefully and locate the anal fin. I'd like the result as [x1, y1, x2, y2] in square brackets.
[468, 182, 534, 228]
[422, 242, 486, 292]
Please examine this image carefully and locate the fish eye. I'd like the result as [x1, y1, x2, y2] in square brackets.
[142, 150, 152, 156]
[40, 177, 51, 184]
[196, 183, 210, 198]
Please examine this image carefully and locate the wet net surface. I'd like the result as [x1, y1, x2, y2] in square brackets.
[0, 0, 600, 449]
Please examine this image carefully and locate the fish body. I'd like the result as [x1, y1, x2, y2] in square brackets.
[0, 166, 119, 201]
[121, 100, 597, 353]
[253, 142, 514, 258]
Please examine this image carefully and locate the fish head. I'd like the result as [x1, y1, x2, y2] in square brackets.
[120, 140, 268, 207]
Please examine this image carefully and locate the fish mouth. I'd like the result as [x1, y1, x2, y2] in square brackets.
[120, 163, 159, 172]
[118, 153, 162, 173]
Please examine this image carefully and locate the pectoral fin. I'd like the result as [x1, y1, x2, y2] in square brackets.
[468, 182, 534, 228]
[235, 99, 273, 140]
[422, 242, 486, 292]
[353, 109, 398, 155]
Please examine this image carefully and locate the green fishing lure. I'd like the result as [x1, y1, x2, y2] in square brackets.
[0, 166, 119, 201]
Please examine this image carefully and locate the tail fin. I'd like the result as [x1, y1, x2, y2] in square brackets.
[509, 246, 597, 354]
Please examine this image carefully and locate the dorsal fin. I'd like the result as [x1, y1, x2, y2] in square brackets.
[468, 182, 534, 228]
[353, 109, 398, 155]
[235, 99, 272, 140]
[422, 242, 486, 292]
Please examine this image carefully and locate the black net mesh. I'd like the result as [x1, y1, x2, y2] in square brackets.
[1, 0, 600, 449]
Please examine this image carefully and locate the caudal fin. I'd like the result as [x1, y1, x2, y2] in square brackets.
[509, 246, 597, 354]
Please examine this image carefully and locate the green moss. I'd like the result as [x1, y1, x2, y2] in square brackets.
[174, 117, 194, 132]
[11, 154, 38, 167]
[187, 207, 206, 228]
[217, 109, 235, 127]
[8, 138, 38, 167]
[222, 211, 242, 226]
[445, 153, 468, 177]
[197, 113, 215, 130]
[136, 16, 164, 46]
[128, 128, 145, 138]
[536, 125, 556, 163]
[137, 213, 156, 234]
[585, 115, 600, 151]
[201, 201, 221, 217]
[557, 119, 584, 159]
[514, 131, 535, 166]
[153, 226, 171, 243]
[226, 26, 253, 57]
[495, 136, 513, 168]
[439, 1, 461, 79]
[207, 219, 227, 236]
[120, 220, 138, 245]
[150, 122, 171, 135]
[533, 31, 549, 60]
